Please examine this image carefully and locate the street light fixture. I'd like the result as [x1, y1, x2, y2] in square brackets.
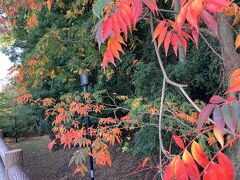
[80, 72, 94, 180]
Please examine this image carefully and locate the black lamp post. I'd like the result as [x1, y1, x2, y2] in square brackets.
[80, 73, 94, 180]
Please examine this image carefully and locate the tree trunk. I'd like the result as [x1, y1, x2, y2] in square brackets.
[217, 13, 240, 179]
[174, 0, 186, 62]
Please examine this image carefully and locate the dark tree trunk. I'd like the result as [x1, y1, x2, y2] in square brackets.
[174, 0, 186, 62]
[217, 13, 240, 179]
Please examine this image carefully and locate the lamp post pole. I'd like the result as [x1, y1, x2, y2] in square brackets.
[80, 73, 94, 180]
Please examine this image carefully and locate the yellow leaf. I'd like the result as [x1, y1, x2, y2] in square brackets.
[213, 126, 224, 148]
[235, 34, 240, 49]
[131, 97, 142, 109]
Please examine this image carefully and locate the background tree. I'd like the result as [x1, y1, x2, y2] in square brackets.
[0, 0, 239, 179]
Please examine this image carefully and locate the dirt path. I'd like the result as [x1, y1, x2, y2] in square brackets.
[6, 136, 153, 180]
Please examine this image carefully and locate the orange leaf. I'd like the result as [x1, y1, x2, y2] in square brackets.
[191, 141, 209, 168]
[113, 14, 121, 39]
[164, 156, 188, 180]
[164, 31, 172, 56]
[143, 0, 158, 14]
[141, 157, 150, 167]
[192, 27, 199, 48]
[235, 34, 240, 49]
[203, 162, 228, 180]
[173, 135, 185, 149]
[182, 150, 200, 180]
[48, 140, 56, 150]
[174, 157, 188, 180]
[27, 12, 38, 28]
[119, 8, 132, 30]
[225, 83, 240, 94]
[208, 135, 216, 147]
[176, 4, 187, 30]
[178, 34, 187, 54]
[213, 126, 224, 148]
[163, 159, 174, 180]
[152, 20, 166, 41]
[116, 11, 128, 40]
[132, 0, 143, 26]
[230, 68, 240, 82]
[171, 34, 179, 56]
[158, 26, 168, 49]
[218, 152, 234, 180]
[47, 0, 52, 11]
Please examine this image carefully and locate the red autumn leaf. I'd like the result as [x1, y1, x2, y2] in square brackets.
[192, 27, 199, 48]
[180, 0, 187, 8]
[152, 20, 166, 41]
[205, 0, 230, 13]
[209, 95, 226, 104]
[132, 0, 143, 27]
[197, 104, 215, 130]
[158, 26, 168, 49]
[226, 96, 236, 103]
[102, 49, 115, 68]
[203, 162, 228, 180]
[163, 156, 188, 180]
[48, 140, 56, 150]
[102, 17, 113, 41]
[143, 0, 158, 14]
[163, 159, 174, 180]
[173, 135, 185, 149]
[180, 30, 193, 41]
[119, 8, 132, 30]
[113, 14, 121, 39]
[187, 0, 202, 31]
[174, 157, 188, 180]
[213, 106, 225, 134]
[201, 10, 219, 37]
[191, 141, 209, 168]
[116, 11, 128, 39]
[171, 34, 179, 56]
[164, 31, 172, 56]
[176, 4, 187, 30]
[178, 34, 187, 54]
[182, 150, 200, 180]
[218, 152, 234, 180]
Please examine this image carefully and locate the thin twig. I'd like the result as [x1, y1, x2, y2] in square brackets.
[199, 32, 225, 62]
[150, 14, 232, 137]
[149, 14, 187, 88]
[158, 77, 166, 178]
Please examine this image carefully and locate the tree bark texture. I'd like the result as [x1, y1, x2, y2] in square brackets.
[217, 13, 240, 179]
[174, 0, 187, 62]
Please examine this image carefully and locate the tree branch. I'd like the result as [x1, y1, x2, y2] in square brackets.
[158, 77, 166, 177]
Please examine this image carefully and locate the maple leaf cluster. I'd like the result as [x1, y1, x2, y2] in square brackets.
[164, 140, 234, 180]
[44, 92, 129, 175]
[95, 0, 231, 68]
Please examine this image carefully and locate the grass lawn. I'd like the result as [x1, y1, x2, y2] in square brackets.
[6, 136, 153, 180]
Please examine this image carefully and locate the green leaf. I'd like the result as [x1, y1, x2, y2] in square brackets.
[93, 0, 111, 18]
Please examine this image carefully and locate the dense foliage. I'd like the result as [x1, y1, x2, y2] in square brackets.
[0, 0, 239, 179]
